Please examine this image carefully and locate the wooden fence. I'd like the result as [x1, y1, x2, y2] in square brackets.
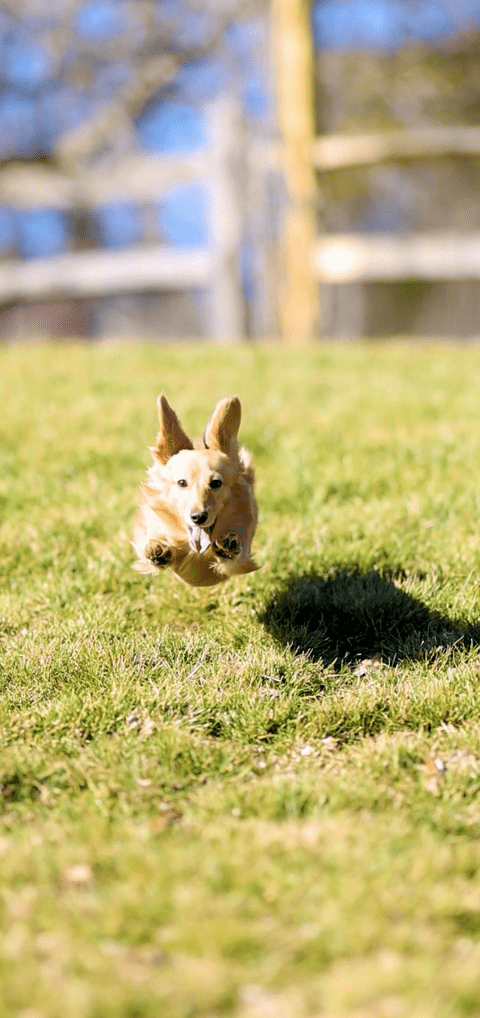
[272, 0, 480, 342]
[0, 100, 243, 342]
[2, 0, 480, 342]
[311, 126, 480, 287]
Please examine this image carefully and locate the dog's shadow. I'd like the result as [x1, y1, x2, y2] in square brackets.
[259, 568, 480, 668]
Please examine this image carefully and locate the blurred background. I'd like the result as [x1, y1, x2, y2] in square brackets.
[0, 0, 480, 342]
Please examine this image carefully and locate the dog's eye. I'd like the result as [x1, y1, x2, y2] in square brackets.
[209, 478, 222, 489]
[177, 479, 188, 487]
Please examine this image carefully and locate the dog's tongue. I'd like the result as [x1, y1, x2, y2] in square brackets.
[189, 526, 212, 554]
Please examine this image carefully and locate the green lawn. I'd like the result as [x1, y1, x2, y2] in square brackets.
[3, 339, 480, 1017]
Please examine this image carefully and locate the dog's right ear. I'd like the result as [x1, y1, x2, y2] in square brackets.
[151, 394, 193, 463]
[203, 396, 241, 456]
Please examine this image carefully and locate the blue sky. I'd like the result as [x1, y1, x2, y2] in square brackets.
[312, 0, 462, 49]
[0, 1, 479, 257]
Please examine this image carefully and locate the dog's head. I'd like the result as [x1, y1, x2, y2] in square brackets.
[150, 395, 242, 551]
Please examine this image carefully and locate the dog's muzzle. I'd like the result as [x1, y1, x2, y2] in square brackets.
[188, 520, 216, 554]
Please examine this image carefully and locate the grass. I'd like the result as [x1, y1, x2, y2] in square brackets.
[3, 339, 480, 1016]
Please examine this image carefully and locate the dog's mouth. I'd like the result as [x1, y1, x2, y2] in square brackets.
[188, 519, 216, 554]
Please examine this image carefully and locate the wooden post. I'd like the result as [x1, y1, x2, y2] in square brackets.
[272, 0, 319, 343]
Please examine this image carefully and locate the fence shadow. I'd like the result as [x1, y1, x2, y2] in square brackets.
[259, 568, 480, 669]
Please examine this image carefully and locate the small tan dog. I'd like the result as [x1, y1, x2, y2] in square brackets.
[132, 394, 258, 587]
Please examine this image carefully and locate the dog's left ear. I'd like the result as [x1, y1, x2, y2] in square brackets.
[203, 396, 241, 455]
[152, 394, 193, 463]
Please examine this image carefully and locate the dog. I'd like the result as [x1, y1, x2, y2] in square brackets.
[132, 394, 258, 587]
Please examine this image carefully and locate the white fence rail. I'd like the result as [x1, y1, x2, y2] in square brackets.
[311, 125, 480, 171]
[313, 232, 480, 283]
[0, 246, 214, 301]
[0, 153, 212, 209]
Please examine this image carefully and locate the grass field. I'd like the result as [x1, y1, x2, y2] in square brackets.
[3, 339, 480, 1017]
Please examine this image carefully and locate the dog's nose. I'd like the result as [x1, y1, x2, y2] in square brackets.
[190, 510, 208, 526]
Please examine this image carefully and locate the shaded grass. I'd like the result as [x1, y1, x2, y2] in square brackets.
[3, 341, 480, 1015]
[260, 566, 471, 666]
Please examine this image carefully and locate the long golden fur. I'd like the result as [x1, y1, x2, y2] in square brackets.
[132, 394, 258, 587]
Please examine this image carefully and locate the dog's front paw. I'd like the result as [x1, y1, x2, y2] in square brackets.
[145, 540, 173, 568]
[213, 532, 240, 560]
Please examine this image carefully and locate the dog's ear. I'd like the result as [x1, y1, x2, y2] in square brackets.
[151, 394, 193, 463]
[203, 396, 241, 455]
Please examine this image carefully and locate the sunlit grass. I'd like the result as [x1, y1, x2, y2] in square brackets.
[2, 339, 480, 1016]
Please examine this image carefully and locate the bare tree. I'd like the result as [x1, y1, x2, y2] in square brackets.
[0, 0, 269, 171]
